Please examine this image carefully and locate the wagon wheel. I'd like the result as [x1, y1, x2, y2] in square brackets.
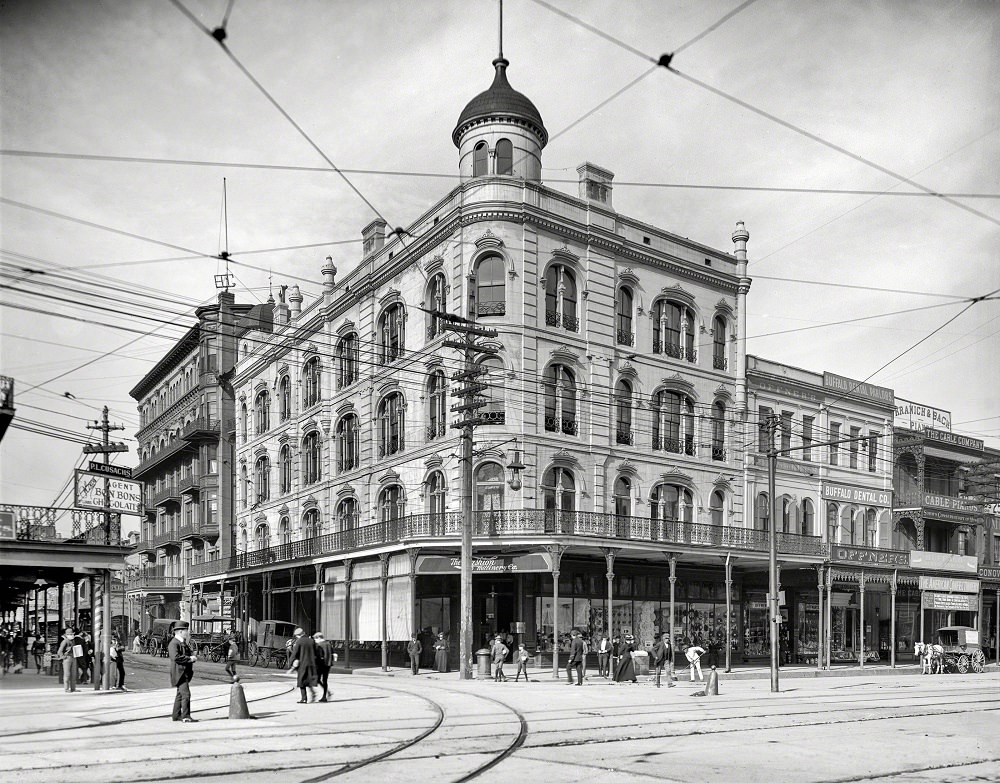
[971, 650, 986, 673]
[247, 641, 258, 658]
[956, 654, 970, 674]
[210, 648, 222, 663]
[273, 651, 287, 670]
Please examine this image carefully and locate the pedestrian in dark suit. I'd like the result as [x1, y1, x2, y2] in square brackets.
[596, 634, 611, 677]
[651, 633, 675, 688]
[566, 629, 584, 685]
[167, 621, 197, 722]
[289, 627, 318, 703]
[407, 633, 422, 675]
[313, 632, 331, 701]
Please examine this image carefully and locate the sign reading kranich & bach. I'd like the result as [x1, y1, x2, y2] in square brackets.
[822, 482, 892, 508]
[830, 544, 910, 568]
[893, 398, 951, 433]
[74, 469, 143, 516]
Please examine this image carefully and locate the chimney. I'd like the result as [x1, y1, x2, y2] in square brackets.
[274, 285, 290, 326]
[576, 162, 614, 209]
[289, 285, 303, 318]
[362, 218, 387, 259]
[322, 256, 337, 291]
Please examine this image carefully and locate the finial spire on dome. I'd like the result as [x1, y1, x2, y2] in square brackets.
[498, 0, 504, 59]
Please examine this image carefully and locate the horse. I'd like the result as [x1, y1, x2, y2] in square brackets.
[915, 642, 944, 674]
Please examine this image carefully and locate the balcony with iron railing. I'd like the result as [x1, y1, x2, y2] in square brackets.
[544, 416, 578, 436]
[187, 509, 828, 579]
[181, 417, 220, 441]
[652, 436, 696, 456]
[653, 340, 697, 363]
[179, 522, 220, 541]
[477, 409, 505, 425]
[133, 437, 196, 479]
[178, 475, 200, 495]
[377, 437, 405, 458]
[711, 446, 727, 461]
[545, 310, 580, 333]
[151, 484, 181, 507]
[616, 429, 634, 446]
[426, 421, 446, 441]
[126, 569, 184, 591]
[336, 371, 359, 391]
[616, 329, 634, 347]
[713, 355, 728, 371]
[337, 455, 360, 473]
[477, 301, 505, 317]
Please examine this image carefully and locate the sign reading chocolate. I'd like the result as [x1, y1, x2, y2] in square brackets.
[830, 544, 910, 568]
[923, 428, 984, 452]
[822, 372, 894, 406]
[894, 398, 951, 432]
[822, 482, 892, 508]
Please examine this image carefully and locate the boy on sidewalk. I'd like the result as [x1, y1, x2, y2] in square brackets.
[513, 643, 530, 682]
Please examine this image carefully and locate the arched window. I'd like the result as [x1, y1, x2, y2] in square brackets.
[802, 499, 815, 536]
[542, 467, 576, 513]
[302, 508, 320, 539]
[841, 507, 860, 545]
[240, 465, 249, 510]
[377, 392, 405, 457]
[710, 491, 725, 526]
[279, 516, 291, 545]
[781, 497, 793, 534]
[240, 403, 248, 442]
[337, 498, 359, 531]
[426, 274, 448, 340]
[544, 264, 579, 332]
[495, 138, 513, 175]
[616, 287, 634, 346]
[894, 453, 920, 507]
[652, 300, 696, 362]
[713, 315, 728, 370]
[427, 371, 447, 440]
[756, 492, 770, 531]
[615, 379, 633, 445]
[279, 444, 292, 494]
[378, 485, 405, 522]
[336, 414, 360, 471]
[712, 400, 726, 460]
[476, 254, 506, 316]
[303, 357, 321, 409]
[337, 334, 359, 389]
[255, 523, 269, 551]
[378, 304, 405, 365]
[254, 454, 270, 504]
[427, 471, 446, 518]
[255, 390, 269, 435]
[652, 389, 694, 455]
[302, 430, 321, 485]
[613, 476, 632, 518]
[650, 484, 693, 522]
[543, 364, 577, 435]
[473, 141, 488, 176]
[240, 529, 248, 554]
[826, 503, 839, 543]
[279, 376, 291, 421]
[474, 462, 505, 511]
[480, 355, 505, 424]
[865, 508, 878, 547]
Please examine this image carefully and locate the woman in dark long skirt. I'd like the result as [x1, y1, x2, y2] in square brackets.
[433, 632, 450, 673]
[613, 634, 637, 683]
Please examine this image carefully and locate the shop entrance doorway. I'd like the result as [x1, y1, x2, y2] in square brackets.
[474, 578, 515, 649]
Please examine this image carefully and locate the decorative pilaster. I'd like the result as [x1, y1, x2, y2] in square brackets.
[546, 545, 568, 678]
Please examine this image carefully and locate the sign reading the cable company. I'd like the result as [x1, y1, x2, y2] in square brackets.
[830, 544, 910, 568]
[416, 553, 552, 575]
[922, 428, 984, 451]
[822, 373, 894, 406]
[822, 482, 892, 508]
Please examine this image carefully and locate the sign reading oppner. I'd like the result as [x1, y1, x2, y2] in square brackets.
[74, 469, 143, 515]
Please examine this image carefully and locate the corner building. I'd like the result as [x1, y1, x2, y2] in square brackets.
[190, 51, 826, 670]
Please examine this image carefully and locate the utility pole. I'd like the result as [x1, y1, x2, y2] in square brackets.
[761, 413, 780, 693]
[441, 307, 498, 680]
[86, 406, 127, 691]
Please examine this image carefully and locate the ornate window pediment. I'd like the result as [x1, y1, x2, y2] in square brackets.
[551, 246, 580, 265]
[424, 455, 443, 470]
[336, 484, 356, 498]
[336, 401, 356, 416]
[302, 496, 319, 511]
[713, 384, 734, 402]
[423, 255, 445, 275]
[379, 288, 403, 308]
[618, 268, 639, 287]
[618, 361, 638, 380]
[336, 319, 356, 336]
[714, 299, 734, 318]
[656, 373, 696, 397]
[550, 449, 580, 466]
[657, 468, 693, 485]
[657, 284, 696, 308]
[302, 419, 319, 435]
[712, 473, 734, 488]
[617, 460, 639, 476]
[550, 345, 580, 364]
[474, 229, 504, 251]
[378, 469, 401, 485]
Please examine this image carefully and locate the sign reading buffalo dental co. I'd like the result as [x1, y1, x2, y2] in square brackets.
[918, 575, 979, 593]
[831, 544, 909, 568]
[922, 592, 978, 611]
[822, 372, 894, 406]
[416, 553, 552, 575]
[923, 428, 984, 452]
[894, 398, 951, 433]
[822, 482, 892, 508]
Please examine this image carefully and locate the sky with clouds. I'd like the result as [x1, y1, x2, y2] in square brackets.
[2, 0, 997, 531]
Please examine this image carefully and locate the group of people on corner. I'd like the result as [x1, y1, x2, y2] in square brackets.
[287, 627, 336, 704]
[406, 631, 451, 674]
[54, 627, 128, 692]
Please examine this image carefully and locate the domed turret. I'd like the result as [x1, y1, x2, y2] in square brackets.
[453, 57, 547, 182]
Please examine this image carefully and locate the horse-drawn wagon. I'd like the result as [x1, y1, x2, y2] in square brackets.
[248, 619, 296, 668]
[917, 626, 986, 674]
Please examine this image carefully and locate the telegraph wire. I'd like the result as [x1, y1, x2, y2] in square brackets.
[672, 0, 759, 55]
[749, 274, 973, 301]
[747, 300, 960, 340]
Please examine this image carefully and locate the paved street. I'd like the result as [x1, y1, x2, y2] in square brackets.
[2, 659, 997, 783]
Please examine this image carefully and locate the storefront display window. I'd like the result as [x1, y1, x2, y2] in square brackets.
[743, 592, 769, 657]
[795, 595, 819, 663]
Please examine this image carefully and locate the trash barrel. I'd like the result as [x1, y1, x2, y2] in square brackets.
[632, 650, 650, 676]
[476, 648, 492, 679]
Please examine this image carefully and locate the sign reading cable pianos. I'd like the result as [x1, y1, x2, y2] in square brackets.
[822, 482, 892, 508]
[831, 544, 909, 568]
[416, 553, 553, 575]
